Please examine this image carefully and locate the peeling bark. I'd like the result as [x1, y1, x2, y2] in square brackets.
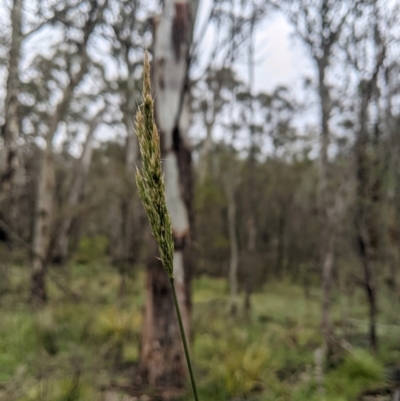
[141, 241, 186, 388]
[141, 0, 197, 389]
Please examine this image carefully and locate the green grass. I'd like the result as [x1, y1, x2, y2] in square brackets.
[0, 263, 397, 401]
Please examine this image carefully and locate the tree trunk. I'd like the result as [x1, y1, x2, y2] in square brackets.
[140, 0, 198, 389]
[244, 215, 256, 318]
[356, 214, 379, 352]
[244, 16, 256, 320]
[29, 2, 103, 304]
[198, 122, 213, 183]
[119, 76, 139, 292]
[276, 206, 286, 278]
[52, 111, 102, 263]
[116, 123, 137, 298]
[225, 180, 239, 316]
[355, 90, 379, 352]
[321, 234, 334, 351]
[1, 0, 23, 223]
[30, 144, 55, 306]
[141, 241, 187, 388]
[316, 59, 335, 354]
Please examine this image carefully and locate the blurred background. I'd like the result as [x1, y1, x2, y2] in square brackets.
[0, 0, 400, 400]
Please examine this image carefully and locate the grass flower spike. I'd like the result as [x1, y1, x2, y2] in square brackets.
[135, 52, 174, 278]
[135, 51, 199, 401]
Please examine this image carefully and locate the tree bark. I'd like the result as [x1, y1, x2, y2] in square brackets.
[321, 234, 334, 351]
[225, 180, 239, 316]
[140, 0, 198, 389]
[30, 60, 88, 304]
[244, 13, 256, 320]
[317, 59, 335, 354]
[276, 206, 286, 278]
[141, 0, 198, 387]
[198, 122, 213, 183]
[52, 110, 103, 263]
[119, 67, 139, 292]
[355, 89, 380, 353]
[141, 241, 187, 388]
[30, 144, 54, 306]
[30, 2, 104, 305]
[353, 29, 385, 352]
[1, 0, 23, 222]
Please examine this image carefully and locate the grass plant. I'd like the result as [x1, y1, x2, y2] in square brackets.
[135, 51, 199, 401]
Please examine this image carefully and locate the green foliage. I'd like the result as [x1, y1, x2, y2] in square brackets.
[0, 311, 36, 383]
[0, 265, 398, 401]
[93, 307, 141, 341]
[195, 178, 230, 276]
[193, 326, 275, 399]
[19, 377, 96, 401]
[34, 308, 59, 355]
[193, 276, 229, 303]
[74, 235, 108, 264]
[325, 349, 384, 399]
[92, 306, 141, 364]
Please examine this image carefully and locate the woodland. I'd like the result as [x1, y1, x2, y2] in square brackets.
[0, 0, 400, 400]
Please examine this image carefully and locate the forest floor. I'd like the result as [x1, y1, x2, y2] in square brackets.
[0, 260, 399, 401]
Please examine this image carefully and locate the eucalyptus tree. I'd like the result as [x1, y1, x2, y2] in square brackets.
[101, 0, 151, 293]
[193, 65, 245, 316]
[241, 0, 268, 318]
[20, 0, 108, 306]
[382, 3, 400, 299]
[140, 0, 200, 389]
[1, 0, 23, 204]
[191, 67, 242, 182]
[51, 106, 106, 264]
[339, 0, 396, 351]
[215, 137, 242, 316]
[1, 0, 75, 229]
[268, 0, 361, 354]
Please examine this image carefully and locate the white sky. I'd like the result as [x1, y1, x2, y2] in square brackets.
[0, 0, 318, 155]
[194, 0, 314, 93]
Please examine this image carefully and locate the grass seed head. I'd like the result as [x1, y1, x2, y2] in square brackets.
[135, 51, 174, 278]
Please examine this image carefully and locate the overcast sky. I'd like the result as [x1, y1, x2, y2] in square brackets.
[0, 0, 319, 155]
[195, 0, 314, 92]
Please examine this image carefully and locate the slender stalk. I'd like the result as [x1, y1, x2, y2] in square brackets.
[170, 277, 199, 401]
[135, 51, 200, 400]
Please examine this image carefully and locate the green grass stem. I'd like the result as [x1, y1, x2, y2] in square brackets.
[135, 50, 200, 401]
[170, 277, 199, 401]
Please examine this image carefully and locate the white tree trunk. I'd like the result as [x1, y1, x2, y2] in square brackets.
[1, 0, 23, 217]
[31, 141, 55, 305]
[141, 0, 198, 388]
[30, 2, 105, 304]
[155, 0, 194, 333]
[54, 110, 103, 262]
